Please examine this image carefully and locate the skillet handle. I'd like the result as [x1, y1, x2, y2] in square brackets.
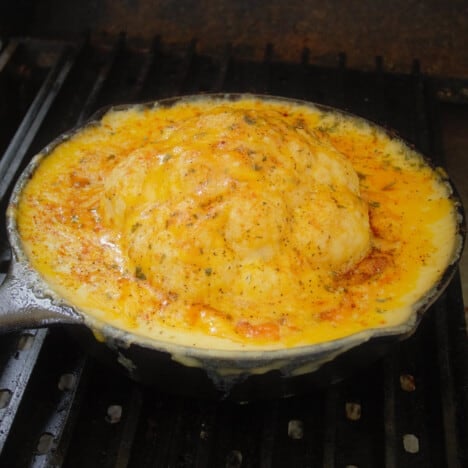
[0, 261, 83, 333]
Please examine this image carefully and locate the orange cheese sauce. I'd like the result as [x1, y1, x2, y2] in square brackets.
[16, 97, 458, 349]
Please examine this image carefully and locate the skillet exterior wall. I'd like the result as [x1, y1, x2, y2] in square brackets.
[1, 0, 468, 79]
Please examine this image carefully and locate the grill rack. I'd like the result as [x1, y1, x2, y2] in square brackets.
[0, 36, 466, 468]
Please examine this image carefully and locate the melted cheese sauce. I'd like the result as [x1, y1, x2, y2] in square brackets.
[16, 97, 458, 349]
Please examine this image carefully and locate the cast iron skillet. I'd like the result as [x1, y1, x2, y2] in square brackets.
[0, 94, 465, 401]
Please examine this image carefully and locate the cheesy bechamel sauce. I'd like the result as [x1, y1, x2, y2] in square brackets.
[16, 97, 458, 350]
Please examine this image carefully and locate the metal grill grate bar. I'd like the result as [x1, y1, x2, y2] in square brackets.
[0, 40, 18, 74]
[0, 45, 78, 200]
[175, 39, 197, 95]
[128, 38, 159, 102]
[29, 355, 87, 468]
[434, 299, 462, 468]
[113, 385, 143, 468]
[76, 35, 125, 125]
[0, 329, 48, 453]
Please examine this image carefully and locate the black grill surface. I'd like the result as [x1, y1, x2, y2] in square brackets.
[0, 36, 467, 468]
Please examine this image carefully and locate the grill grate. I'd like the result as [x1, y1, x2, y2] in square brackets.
[0, 36, 467, 468]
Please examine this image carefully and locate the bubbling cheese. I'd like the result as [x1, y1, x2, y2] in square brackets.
[103, 108, 370, 311]
[16, 97, 459, 349]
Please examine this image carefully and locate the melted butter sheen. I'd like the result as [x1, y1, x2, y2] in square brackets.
[16, 98, 458, 349]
